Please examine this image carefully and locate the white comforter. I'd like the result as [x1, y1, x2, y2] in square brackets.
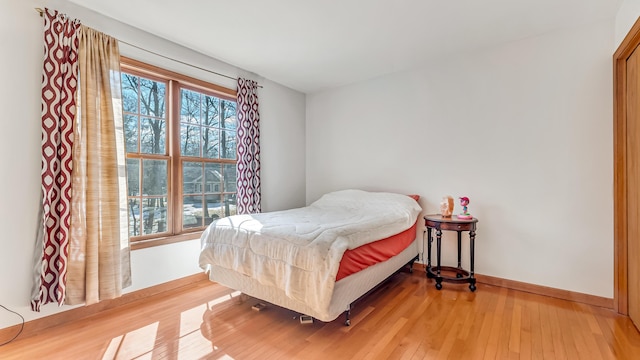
[198, 189, 422, 314]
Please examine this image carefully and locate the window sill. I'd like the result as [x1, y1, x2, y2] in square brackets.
[130, 231, 202, 251]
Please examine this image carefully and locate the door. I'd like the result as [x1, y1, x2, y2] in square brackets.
[627, 47, 640, 330]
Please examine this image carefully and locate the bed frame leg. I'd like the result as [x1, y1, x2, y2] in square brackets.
[407, 254, 419, 273]
[340, 253, 420, 327]
[344, 305, 351, 326]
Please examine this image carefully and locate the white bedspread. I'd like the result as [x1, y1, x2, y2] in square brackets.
[198, 189, 422, 314]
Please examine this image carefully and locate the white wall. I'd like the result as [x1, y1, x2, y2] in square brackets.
[616, 0, 640, 46]
[0, 0, 306, 329]
[260, 82, 307, 212]
[307, 20, 614, 298]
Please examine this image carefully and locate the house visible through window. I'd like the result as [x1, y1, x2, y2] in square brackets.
[120, 58, 237, 247]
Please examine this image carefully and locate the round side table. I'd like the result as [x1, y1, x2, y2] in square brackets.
[424, 214, 478, 291]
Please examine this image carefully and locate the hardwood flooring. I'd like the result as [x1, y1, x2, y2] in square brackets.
[2, 270, 640, 359]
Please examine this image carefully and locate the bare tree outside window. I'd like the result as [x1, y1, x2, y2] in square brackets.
[180, 88, 237, 228]
[120, 63, 238, 245]
[122, 74, 168, 237]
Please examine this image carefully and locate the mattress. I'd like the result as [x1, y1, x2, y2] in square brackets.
[206, 238, 419, 322]
[199, 189, 422, 315]
[199, 189, 423, 322]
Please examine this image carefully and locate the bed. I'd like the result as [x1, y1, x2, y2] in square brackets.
[198, 189, 422, 325]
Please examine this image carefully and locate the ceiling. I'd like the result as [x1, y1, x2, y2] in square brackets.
[68, 0, 621, 94]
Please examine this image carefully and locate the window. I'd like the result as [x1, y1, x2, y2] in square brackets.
[120, 57, 237, 248]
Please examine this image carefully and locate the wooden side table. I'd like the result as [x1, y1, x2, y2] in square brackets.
[424, 214, 478, 291]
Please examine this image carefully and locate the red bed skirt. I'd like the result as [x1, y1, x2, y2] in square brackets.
[336, 220, 418, 281]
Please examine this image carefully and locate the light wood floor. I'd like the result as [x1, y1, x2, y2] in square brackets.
[2, 271, 640, 359]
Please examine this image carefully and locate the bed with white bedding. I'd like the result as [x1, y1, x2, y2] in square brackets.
[198, 189, 423, 324]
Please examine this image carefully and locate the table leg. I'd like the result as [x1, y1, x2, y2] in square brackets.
[469, 230, 476, 292]
[456, 231, 463, 278]
[436, 229, 442, 290]
[426, 227, 433, 278]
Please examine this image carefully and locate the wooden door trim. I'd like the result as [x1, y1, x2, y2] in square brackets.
[614, 16, 640, 315]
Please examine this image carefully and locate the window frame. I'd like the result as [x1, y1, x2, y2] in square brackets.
[121, 57, 237, 250]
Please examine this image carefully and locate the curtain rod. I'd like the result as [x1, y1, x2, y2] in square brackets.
[34, 7, 262, 88]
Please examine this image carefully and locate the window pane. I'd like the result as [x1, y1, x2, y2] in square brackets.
[142, 197, 167, 235]
[128, 198, 141, 237]
[224, 194, 237, 217]
[183, 195, 203, 228]
[221, 130, 236, 160]
[205, 163, 221, 194]
[203, 127, 219, 159]
[205, 196, 221, 225]
[142, 159, 167, 196]
[182, 161, 203, 195]
[180, 124, 200, 156]
[205, 194, 223, 222]
[203, 95, 219, 127]
[221, 100, 236, 130]
[183, 195, 199, 229]
[223, 163, 236, 193]
[202, 194, 224, 226]
[180, 89, 200, 125]
[121, 74, 139, 113]
[124, 115, 139, 153]
[126, 158, 140, 196]
[140, 118, 165, 154]
[140, 78, 165, 118]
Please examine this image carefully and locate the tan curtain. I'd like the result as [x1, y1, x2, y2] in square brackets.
[65, 25, 131, 305]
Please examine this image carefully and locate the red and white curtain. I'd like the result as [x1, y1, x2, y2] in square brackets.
[31, 9, 80, 311]
[236, 78, 261, 214]
[31, 8, 131, 311]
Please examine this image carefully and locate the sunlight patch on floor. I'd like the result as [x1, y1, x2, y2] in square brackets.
[102, 322, 159, 359]
[180, 303, 208, 337]
[179, 290, 242, 338]
[102, 334, 123, 359]
[100, 291, 243, 359]
[177, 328, 218, 360]
[174, 290, 242, 359]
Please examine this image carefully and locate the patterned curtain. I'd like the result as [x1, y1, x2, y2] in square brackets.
[31, 8, 80, 311]
[65, 25, 131, 305]
[236, 78, 261, 214]
[32, 9, 131, 311]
